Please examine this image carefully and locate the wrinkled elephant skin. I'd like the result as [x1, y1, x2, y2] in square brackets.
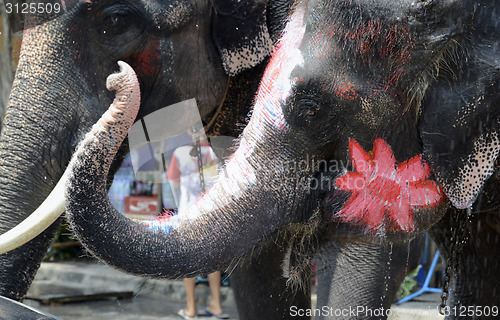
[0, 0, 288, 303]
[65, 0, 498, 318]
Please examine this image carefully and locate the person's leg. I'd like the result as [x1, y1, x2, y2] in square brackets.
[207, 271, 223, 315]
[180, 277, 197, 318]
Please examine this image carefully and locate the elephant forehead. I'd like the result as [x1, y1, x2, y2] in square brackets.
[300, 17, 413, 91]
[297, 0, 474, 92]
[147, 0, 197, 31]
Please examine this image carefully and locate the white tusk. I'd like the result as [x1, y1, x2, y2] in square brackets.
[0, 170, 68, 254]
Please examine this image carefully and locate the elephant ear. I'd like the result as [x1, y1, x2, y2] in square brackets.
[420, 60, 499, 210]
[212, 0, 273, 76]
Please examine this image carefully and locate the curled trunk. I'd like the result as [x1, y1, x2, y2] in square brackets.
[66, 62, 315, 278]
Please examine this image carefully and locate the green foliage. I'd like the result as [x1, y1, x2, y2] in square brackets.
[44, 221, 85, 261]
[397, 265, 422, 299]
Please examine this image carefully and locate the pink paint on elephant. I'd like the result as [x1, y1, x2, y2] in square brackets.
[94, 61, 141, 134]
[68, 61, 141, 180]
[335, 139, 445, 232]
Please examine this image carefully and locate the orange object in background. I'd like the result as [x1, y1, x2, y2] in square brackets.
[124, 196, 158, 220]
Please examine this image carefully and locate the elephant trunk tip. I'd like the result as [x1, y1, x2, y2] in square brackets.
[96, 61, 141, 132]
[106, 61, 138, 92]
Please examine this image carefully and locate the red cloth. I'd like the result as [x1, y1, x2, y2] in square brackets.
[166, 154, 181, 182]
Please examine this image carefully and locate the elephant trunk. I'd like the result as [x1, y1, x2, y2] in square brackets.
[66, 62, 310, 278]
[0, 23, 87, 300]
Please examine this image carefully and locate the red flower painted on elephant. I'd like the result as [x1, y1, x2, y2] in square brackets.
[335, 139, 444, 232]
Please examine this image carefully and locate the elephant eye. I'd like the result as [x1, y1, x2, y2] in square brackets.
[96, 4, 143, 37]
[101, 11, 131, 35]
[299, 99, 321, 121]
[306, 109, 317, 117]
[93, 4, 146, 56]
[106, 14, 124, 28]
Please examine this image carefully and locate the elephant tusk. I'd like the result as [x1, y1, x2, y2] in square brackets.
[0, 61, 140, 255]
[0, 172, 67, 254]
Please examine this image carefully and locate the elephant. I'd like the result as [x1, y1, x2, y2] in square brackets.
[51, 0, 498, 319]
[0, 7, 21, 128]
[2, 1, 407, 319]
[55, 60, 425, 320]
[0, 0, 309, 315]
[2, 0, 499, 320]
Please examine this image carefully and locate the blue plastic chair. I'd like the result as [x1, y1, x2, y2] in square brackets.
[396, 250, 442, 305]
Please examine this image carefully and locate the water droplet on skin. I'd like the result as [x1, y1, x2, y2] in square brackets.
[467, 207, 473, 216]
[405, 240, 411, 275]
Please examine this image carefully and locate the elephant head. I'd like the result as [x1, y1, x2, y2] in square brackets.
[0, 0, 287, 300]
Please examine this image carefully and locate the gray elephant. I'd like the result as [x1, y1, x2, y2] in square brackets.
[1, 3, 498, 320]
[55, 0, 498, 319]
[0, 0, 304, 312]
[0, 6, 21, 127]
[2, 1, 405, 319]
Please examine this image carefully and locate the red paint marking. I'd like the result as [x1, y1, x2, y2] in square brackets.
[320, 81, 360, 101]
[156, 209, 174, 222]
[127, 40, 161, 78]
[252, 9, 306, 131]
[322, 19, 414, 94]
[335, 139, 444, 232]
[261, 42, 284, 95]
[334, 82, 359, 100]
